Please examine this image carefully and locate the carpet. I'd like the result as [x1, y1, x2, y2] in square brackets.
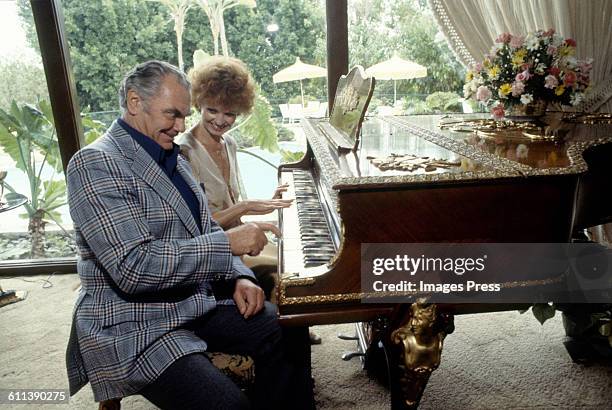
[1, 274, 611, 409]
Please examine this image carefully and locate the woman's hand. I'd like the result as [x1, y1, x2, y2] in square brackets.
[272, 183, 289, 199]
[242, 198, 293, 216]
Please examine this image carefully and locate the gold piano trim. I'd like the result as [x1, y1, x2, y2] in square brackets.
[278, 274, 565, 306]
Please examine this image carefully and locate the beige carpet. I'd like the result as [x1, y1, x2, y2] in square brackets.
[1, 274, 611, 409]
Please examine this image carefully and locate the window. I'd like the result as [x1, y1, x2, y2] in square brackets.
[0, 0, 78, 268]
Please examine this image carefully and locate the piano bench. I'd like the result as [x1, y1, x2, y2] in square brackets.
[97, 352, 255, 410]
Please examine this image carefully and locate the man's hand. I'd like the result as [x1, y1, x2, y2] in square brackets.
[233, 278, 265, 319]
[226, 222, 281, 256]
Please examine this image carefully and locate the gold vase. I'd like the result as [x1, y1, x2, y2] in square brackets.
[505, 100, 547, 121]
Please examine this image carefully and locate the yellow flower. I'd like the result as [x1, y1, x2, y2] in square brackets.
[511, 49, 527, 67]
[499, 83, 512, 97]
[514, 48, 527, 59]
[555, 85, 566, 96]
[466, 71, 474, 81]
[511, 54, 525, 67]
[558, 46, 575, 56]
[488, 65, 501, 78]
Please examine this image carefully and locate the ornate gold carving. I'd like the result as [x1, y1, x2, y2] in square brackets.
[563, 112, 612, 124]
[368, 153, 462, 173]
[391, 302, 448, 408]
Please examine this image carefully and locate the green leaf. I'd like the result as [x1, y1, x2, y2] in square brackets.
[280, 149, 304, 164]
[238, 94, 278, 153]
[39, 179, 67, 212]
[531, 303, 557, 325]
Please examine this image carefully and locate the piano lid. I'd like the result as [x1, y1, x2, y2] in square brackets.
[301, 114, 612, 191]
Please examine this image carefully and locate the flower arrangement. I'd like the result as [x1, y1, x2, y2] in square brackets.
[463, 29, 592, 118]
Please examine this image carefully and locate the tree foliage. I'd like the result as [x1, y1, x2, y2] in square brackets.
[224, 0, 326, 105]
[348, 0, 464, 100]
[17, 0, 324, 111]
[18, 0, 185, 111]
[17, 0, 462, 112]
[0, 60, 49, 111]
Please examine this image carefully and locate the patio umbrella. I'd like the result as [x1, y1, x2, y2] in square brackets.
[273, 57, 326, 107]
[365, 54, 427, 104]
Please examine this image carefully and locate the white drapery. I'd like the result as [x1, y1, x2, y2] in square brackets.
[429, 0, 612, 112]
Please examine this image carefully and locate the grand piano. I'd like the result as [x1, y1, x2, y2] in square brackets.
[275, 68, 612, 409]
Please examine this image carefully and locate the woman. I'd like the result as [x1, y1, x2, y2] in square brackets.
[177, 56, 291, 231]
[178, 56, 321, 344]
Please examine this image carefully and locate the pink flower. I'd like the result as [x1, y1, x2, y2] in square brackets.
[546, 45, 557, 55]
[578, 60, 593, 75]
[496, 32, 512, 44]
[563, 71, 577, 87]
[565, 38, 577, 47]
[544, 74, 559, 89]
[491, 104, 505, 120]
[543, 28, 556, 37]
[511, 81, 525, 96]
[548, 67, 561, 76]
[515, 70, 531, 82]
[509, 35, 524, 49]
[476, 85, 492, 101]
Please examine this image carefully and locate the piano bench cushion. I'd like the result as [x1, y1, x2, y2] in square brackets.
[97, 352, 255, 409]
[205, 352, 256, 389]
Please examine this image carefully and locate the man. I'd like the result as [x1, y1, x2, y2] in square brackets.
[66, 60, 309, 409]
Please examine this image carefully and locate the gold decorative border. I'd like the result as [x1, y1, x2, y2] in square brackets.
[278, 274, 565, 306]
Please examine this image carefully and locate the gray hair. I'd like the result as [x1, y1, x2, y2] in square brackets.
[118, 60, 190, 112]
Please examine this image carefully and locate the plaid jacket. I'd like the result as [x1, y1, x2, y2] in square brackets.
[65, 121, 254, 401]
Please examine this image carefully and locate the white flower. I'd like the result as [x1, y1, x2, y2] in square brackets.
[570, 93, 584, 106]
[464, 81, 479, 98]
[544, 74, 559, 89]
[551, 34, 564, 47]
[535, 63, 547, 75]
[525, 35, 540, 51]
[564, 56, 578, 69]
[520, 93, 534, 105]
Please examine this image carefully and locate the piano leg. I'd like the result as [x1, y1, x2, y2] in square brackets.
[387, 302, 454, 410]
[282, 326, 315, 409]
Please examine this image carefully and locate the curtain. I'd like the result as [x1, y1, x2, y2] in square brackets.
[429, 0, 612, 112]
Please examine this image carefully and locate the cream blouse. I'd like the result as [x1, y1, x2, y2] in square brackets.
[176, 130, 242, 215]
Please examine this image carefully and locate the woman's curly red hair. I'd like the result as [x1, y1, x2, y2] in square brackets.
[188, 56, 256, 114]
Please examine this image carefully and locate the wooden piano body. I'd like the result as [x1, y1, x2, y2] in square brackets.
[276, 111, 612, 408]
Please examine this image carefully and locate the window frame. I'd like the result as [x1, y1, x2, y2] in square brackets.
[0, 0, 349, 277]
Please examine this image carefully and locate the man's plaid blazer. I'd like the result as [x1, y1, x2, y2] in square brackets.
[65, 121, 255, 401]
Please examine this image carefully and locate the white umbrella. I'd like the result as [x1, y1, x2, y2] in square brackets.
[273, 57, 327, 107]
[365, 53, 427, 104]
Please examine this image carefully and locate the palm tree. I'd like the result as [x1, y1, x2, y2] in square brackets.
[196, 0, 256, 56]
[150, 0, 194, 70]
[0, 100, 66, 258]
